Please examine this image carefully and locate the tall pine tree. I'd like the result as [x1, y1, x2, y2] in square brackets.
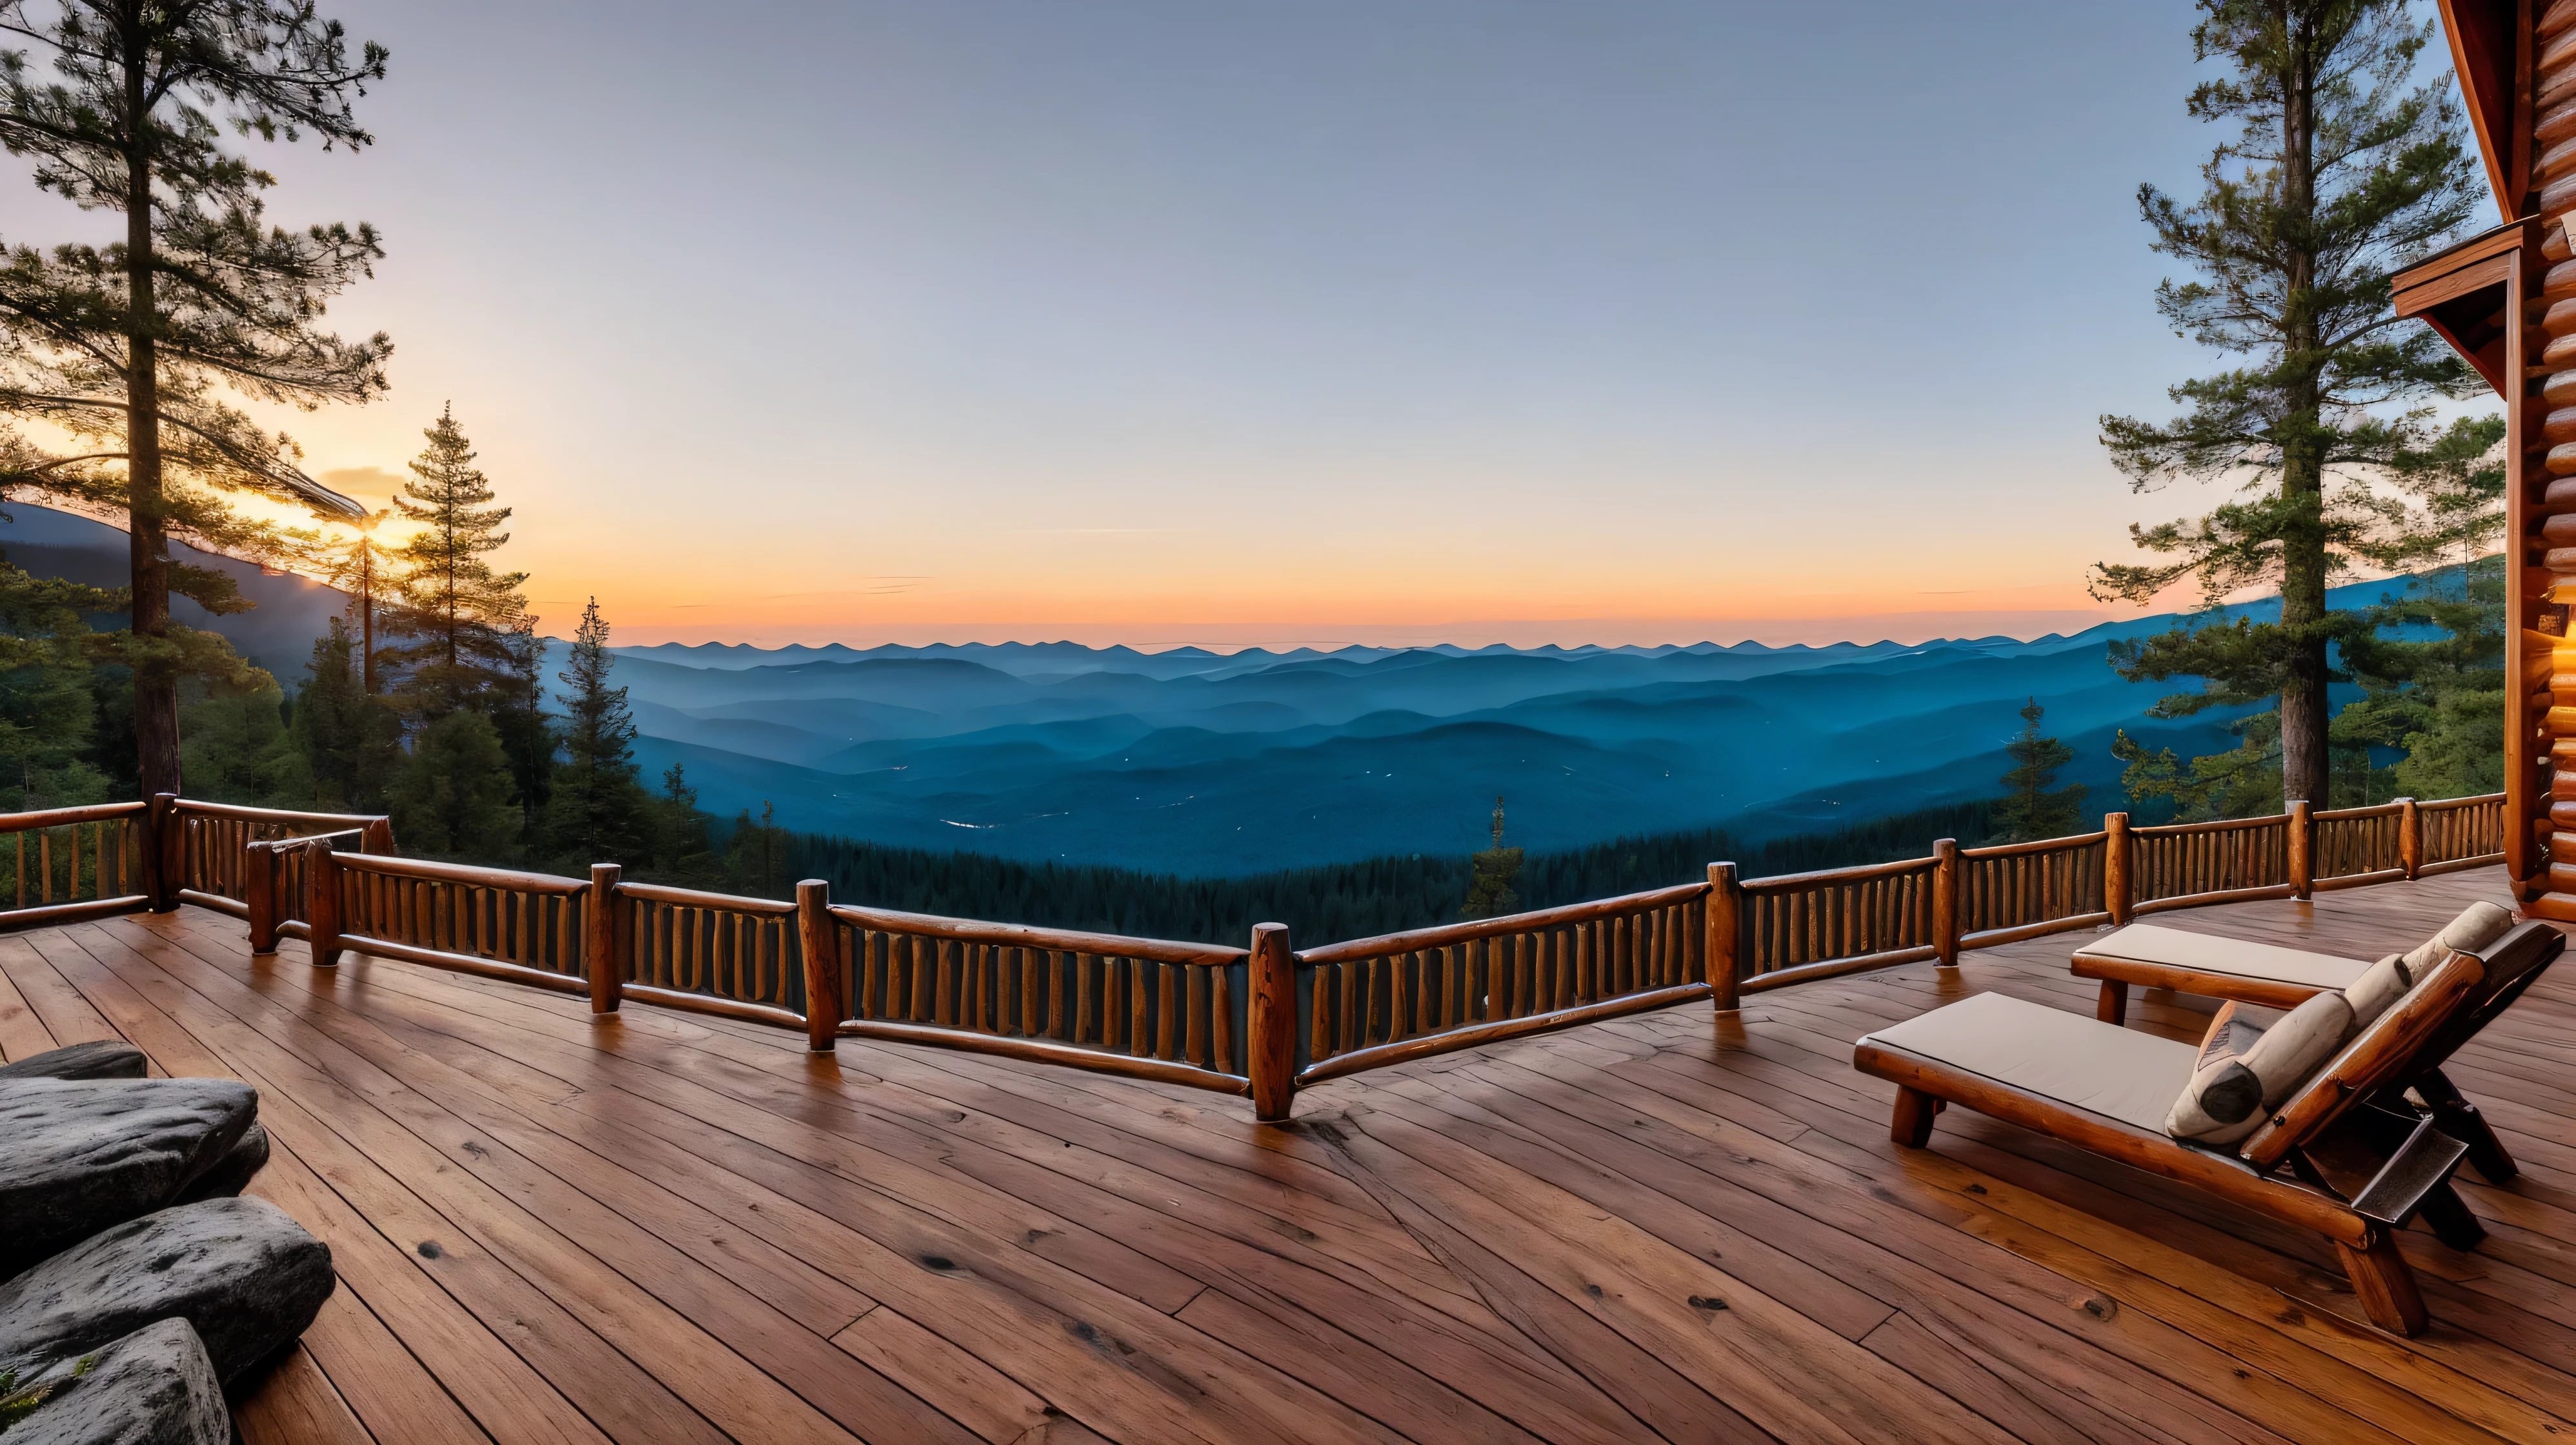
[379, 404, 527, 717]
[2094, 2, 2489, 808]
[0, 1, 390, 797]
[1993, 699, 2088, 841]
[545, 598, 646, 866]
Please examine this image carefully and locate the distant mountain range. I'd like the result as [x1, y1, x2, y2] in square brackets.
[1, 503, 2438, 875]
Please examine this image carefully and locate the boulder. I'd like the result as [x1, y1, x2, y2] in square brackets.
[0, 1079, 257, 1277]
[0, 1319, 226, 1445]
[0, 1197, 333, 1384]
[0, 1042, 148, 1082]
[174, 1122, 269, 1206]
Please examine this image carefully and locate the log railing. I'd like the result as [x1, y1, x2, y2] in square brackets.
[2420, 794, 2506, 873]
[2311, 801, 2408, 891]
[0, 801, 149, 929]
[1294, 881, 1709, 1088]
[617, 877, 811, 1031]
[1953, 830, 2113, 950]
[2128, 812, 2295, 911]
[0, 786, 2512, 1121]
[821, 901, 1253, 1095]
[313, 846, 591, 996]
[1736, 857, 1936, 990]
[166, 796, 392, 917]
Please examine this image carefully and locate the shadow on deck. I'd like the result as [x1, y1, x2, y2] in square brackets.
[0, 870, 2566, 1443]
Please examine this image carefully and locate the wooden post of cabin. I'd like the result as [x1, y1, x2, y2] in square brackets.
[2104, 812, 2133, 925]
[359, 817, 396, 855]
[796, 879, 838, 1052]
[245, 841, 278, 955]
[1931, 838, 1960, 968]
[1248, 922, 1296, 1121]
[2397, 797, 2422, 879]
[2286, 799, 2313, 899]
[587, 863, 623, 1017]
[305, 837, 343, 968]
[147, 792, 180, 912]
[1707, 862, 1742, 1011]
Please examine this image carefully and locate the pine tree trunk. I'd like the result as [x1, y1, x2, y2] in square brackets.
[2275, 6, 2329, 809]
[122, 27, 179, 799]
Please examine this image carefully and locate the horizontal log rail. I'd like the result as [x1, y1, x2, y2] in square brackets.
[0, 802, 148, 932]
[822, 899, 1253, 1091]
[166, 793, 391, 917]
[1294, 882, 1706, 1090]
[68, 784, 2504, 1121]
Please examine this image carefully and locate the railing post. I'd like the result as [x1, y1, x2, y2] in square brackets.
[245, 841, 278, 955]
[587, 862, 624, 1017]
[1707, 862, 1741, 1012]
[2286, 799, 2313, 900]
[146, 792, 179, 912]
[796, 878, 838, 1053]
[359, 818, 396, 856]
[2397, 797, 2422, 879]
[2104, 812, 2132, 925]
[1931, 839, 1960, 969]
[1249, 922, 1296, 1121]
[305, 837, 343, 967]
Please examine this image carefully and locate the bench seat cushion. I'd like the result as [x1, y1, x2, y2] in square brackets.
[1857, 992, 2200, 1133]
[2075, 924, 2370, 991]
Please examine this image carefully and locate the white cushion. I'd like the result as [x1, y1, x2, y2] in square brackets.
[2344, 953, 2413, 1028]
[2164, 989, 2354, 1145]
[2077, 924, 2370, 990]
[1858, 992, 2199, 1134]
[2399, 902, 2515, 974]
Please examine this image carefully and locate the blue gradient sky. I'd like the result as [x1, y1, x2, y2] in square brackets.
[5, 1, 2455, 646]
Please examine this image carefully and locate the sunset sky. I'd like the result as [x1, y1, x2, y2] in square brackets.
[0, 1, 2485, 649]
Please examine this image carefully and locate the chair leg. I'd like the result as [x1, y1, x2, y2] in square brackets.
[2335, 1231, 2429, 1337]
[2417, 1070, 2516, 1184]
[1892, 1086, 1937, 1148]
[2096, 980, 2128, 1026]
[2415, 1181, 2487, 1252]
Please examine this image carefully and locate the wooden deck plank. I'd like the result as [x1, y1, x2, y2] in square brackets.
[16, 869, 2575, 1442]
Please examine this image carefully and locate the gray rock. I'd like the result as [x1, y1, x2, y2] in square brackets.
[0, 1197, 333, 1384]
[173, 1122, 269, 1206]
[0, 1042, 148, 1082]
[2, 1319, 226, 1445]
[0, 1078, 257, 1277]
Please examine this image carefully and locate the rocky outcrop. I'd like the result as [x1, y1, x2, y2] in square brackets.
[0, 1319, 227, 1445]
[0, 1197, 333, 1385]
[0, 1042, 148, 1082]
[0, 1079, 258, 1278]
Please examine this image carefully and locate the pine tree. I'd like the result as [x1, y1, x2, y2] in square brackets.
[647, 762, 716, 881]
[390, 708, 516, 860]
[0, 561, 116, 809]
[312, 512, 400, 694]
[1993, 699, 2088, 841]
[0, 1, 390, 797]
[545, 598, 647, 865]
[379, 406, 528, 717]
[286, 618, 400, 811]
[2094, 3, 2489, 808]
[1460, 795, 1525, 919]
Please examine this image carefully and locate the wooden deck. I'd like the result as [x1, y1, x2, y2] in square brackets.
[2, 873, 2571, 1444]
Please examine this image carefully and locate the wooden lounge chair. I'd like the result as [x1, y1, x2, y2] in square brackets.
[1852, 921, 2564, 1337]
[2071, 917, 2555, 1183]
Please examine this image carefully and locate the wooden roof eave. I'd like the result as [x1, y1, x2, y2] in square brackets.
[2391, 215, 2539, 400]
[2439, 0, 2525, 225]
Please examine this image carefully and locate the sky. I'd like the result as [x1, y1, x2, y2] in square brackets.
[0, 1, 2488, 649]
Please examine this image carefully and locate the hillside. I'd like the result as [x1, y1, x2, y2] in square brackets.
[3, 502, 2445, 877]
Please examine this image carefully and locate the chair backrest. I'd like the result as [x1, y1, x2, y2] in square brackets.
[2240, 944, 2486, 1170]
